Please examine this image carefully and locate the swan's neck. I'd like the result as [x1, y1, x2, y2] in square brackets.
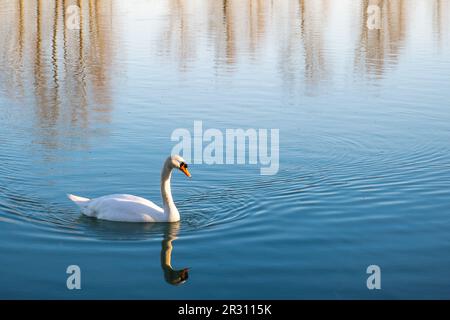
[161, 230, 183, 285]
[161, 224, 179, 270]
[161, 160, 180, 222]
[161, 236, 174, 269]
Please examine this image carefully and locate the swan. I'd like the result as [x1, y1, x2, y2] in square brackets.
[67, 155, 191, 222]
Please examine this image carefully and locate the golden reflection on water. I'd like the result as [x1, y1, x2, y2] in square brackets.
[0, 0, 449, 139]
[433, 0, 449, 50]
[154, 0, 448, 92]
[164, 2, 447, 63]
[354, 0, 407, 78]
[0, 0, 117, 152]
[158, 0, 271, 71]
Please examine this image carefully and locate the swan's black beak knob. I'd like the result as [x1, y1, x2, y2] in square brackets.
[179, 162, 191, 178]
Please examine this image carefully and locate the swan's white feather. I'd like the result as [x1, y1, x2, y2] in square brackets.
[68, 194, 165, 223]
[67, 194, 90, 207]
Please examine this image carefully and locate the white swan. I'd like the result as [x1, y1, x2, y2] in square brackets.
[67, 155, 191, 222]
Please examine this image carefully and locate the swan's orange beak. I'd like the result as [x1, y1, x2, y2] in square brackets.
[180, 165, 191, 178]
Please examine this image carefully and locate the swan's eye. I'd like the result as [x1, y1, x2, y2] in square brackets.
[178, 161, 191, 177]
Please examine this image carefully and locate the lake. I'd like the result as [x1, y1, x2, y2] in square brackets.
[1, 0, 450, 299]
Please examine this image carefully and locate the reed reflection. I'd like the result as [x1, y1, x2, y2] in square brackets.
[354, 0, 407, 78]
[1, 0, 449, 116]
[432, 0, 450, 49]
[157, 0, 448, 88]
[299, 0, 330, 93]
[0, 0, 117, 152]
[207, 0, 268, 66]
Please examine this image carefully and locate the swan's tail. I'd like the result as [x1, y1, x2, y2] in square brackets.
[67, 194, 90, 208]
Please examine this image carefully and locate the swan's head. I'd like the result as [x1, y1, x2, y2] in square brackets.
[170, 154, 191, 178]
[165, 267, 189, 286]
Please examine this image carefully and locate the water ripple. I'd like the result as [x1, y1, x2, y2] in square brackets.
[1, 129, 449, 242]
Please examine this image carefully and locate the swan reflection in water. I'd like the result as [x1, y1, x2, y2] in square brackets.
[161, 222, 189, 285]
[77, 217, 189, 286]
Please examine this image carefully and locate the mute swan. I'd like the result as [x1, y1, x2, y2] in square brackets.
[67, 155, 191, 222]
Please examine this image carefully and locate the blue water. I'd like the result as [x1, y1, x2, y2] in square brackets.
[1, 0, 450, 299]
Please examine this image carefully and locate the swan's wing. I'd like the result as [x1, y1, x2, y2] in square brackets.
[84, 194, 165, 222]
[67, 194, 90, 208]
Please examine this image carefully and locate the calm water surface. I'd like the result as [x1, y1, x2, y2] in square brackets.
[1, 0, 450, 299]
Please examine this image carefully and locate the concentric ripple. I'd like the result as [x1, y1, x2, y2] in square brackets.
[1, 137, 449, 241]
